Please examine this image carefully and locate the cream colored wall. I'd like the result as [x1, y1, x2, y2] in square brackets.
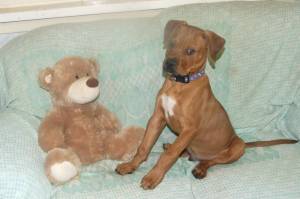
[0, 0, 264, 34]
[0, 9, 160, 34]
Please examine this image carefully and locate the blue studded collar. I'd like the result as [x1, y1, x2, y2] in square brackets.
[170, 69, 205, 84]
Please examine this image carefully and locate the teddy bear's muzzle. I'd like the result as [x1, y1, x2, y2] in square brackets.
[67, 76, 100, 104]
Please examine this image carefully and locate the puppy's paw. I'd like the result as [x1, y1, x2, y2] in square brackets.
[115, 162, 136, 175]
[192, 166, 207, 179]
[141, 170, 164, 190]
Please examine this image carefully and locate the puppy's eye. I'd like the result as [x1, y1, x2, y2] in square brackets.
[75, 75, 79, 79]
[186, 48, 196, 55]
[86, 73, 89, 76]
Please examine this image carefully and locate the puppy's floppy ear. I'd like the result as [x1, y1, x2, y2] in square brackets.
[39, 67, 54, 91]
[205, 30, 225, 68]
[164, 20, 187, 49]
[88, 58, 99, 74]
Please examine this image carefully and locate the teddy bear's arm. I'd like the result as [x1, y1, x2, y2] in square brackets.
[38, 110, 66, 152]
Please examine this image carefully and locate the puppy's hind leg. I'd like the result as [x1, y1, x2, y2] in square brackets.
[192, 137, 245, 179]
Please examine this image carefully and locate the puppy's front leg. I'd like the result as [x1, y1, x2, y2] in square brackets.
[115, 102, 166, 175]
[141, 128, 196, 189]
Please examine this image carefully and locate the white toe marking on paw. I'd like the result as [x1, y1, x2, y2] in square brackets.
[50, 161, 77, 182]
[161, 94, 176, 118]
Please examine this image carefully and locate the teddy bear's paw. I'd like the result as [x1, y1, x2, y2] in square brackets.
[45, 148, 81, 185]
[50, 161, 78, 183]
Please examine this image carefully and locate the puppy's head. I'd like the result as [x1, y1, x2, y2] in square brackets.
[163, 20, 225, 76]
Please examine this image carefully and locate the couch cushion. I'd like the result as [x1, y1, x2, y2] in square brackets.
[277, 87, 300, 140]
[51, 131, 300, 199]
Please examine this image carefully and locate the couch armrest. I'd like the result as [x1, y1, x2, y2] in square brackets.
[0, 110, 52, 199]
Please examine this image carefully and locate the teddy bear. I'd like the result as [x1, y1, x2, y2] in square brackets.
[38, 56, 144, 185]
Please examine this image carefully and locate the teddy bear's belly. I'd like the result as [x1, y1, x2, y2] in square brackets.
[65, 118, 107, 164]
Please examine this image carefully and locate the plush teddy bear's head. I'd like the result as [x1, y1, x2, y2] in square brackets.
[39, 56, 100, 106]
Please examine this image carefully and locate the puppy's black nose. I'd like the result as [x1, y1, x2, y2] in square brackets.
[163, 58, 177, 73]
[86, 78, 99, 88]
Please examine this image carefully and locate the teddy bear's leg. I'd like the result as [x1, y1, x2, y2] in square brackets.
[45, 148, 81, 185]
[106, 126, 145, 161]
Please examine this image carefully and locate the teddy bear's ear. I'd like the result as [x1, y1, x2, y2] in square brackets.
[89, 58, 99, 74]
[38, 67, 54, 91]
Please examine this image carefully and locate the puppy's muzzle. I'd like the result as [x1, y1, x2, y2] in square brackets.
[163, 58, 177, 74]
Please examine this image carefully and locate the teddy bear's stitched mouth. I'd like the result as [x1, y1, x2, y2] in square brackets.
[67, 77, 100, 104]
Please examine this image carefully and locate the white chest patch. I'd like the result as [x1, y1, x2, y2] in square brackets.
[161, 94, 176, 118]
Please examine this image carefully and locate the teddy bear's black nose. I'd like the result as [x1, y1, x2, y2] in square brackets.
[86, 78, 99, 88]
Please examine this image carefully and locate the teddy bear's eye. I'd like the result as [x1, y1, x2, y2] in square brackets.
[86, 73, 89, 76]
[75, 75, 79, 79]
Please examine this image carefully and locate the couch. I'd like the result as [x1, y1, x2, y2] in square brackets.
[0, 1, 300, 198]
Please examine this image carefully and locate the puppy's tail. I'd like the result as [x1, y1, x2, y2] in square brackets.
[245, 139, 298, 148]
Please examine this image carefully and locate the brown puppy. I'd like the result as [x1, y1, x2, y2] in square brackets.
[115, 20, 298, 189]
